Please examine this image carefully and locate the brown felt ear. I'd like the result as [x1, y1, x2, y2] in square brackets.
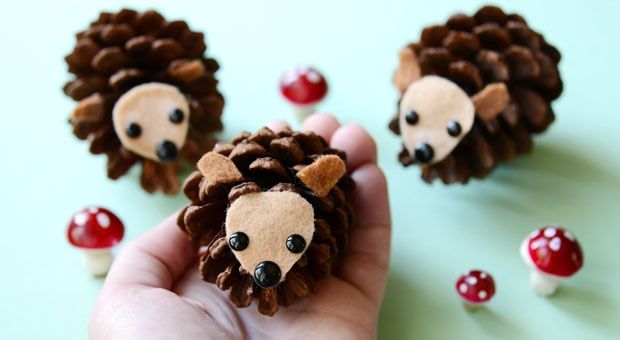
[197, 152, 244, 186]
[70, 93, 105, 124]
[296, 155, 346, 197]
[472, 83, 510, 121]
[393, 47, 422, 94]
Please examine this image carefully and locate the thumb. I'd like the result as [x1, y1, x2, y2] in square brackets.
[104, 212, 197, 289]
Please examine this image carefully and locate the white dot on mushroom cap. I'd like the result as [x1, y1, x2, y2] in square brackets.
[96, 213, 111, 228]
[531, 238, 547, 250]
[549, 237, 562, 251]
[480, 272, 487, 279]
[564, 230, 575, 241]
[528, 229, 540, 239]
[74, 212, 88, 226]
[478, 290, 488, 300]
[306, 71, 321, 83]
[465, 276, 478, 285]
[281, 72, 298, 86]
[544, 227, 557, 238]
[459, 283, 468, 294]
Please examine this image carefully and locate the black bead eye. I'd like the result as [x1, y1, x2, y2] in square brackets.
[286, 234, 306, 254]
[229, 232, 249, 251]
[447, 121, 462, 137]
[405, 110, 419, 125]
[125, 123, 142, 138]
[169, 108, 184, 124]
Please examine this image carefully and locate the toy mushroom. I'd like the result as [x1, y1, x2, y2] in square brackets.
[279, 66, 328, 121]
[456, 269, 496, 310]
[520, 226, 584, 296]
[67, 207, 125, 276]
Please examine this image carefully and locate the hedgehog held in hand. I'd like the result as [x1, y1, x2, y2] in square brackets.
[63, 9, 224, 194]
[389, 5, 563, 184]
[178, 127, 355, 316]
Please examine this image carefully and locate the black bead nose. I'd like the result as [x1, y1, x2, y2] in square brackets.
[254, 261, 281, 288]
[413, 142, 434, 163]
[156, 140, 178, 162]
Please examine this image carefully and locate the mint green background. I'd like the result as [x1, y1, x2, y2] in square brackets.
[1, 0, 619, 339]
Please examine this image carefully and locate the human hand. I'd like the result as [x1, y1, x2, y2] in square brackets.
[89, 114, 391, 340]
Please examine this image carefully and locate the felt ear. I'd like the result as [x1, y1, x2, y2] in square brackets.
[393, 47, 422, 94]
[472, 83, 510, 121]
[197, 152, 244, 186]
[296, 155, 346, 197]
[70, 93, 105, 124]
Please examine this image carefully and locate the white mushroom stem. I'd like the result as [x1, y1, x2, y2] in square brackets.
[82, 249, 114, 277]
[292, 104, 317, 122]
[530, 270, 561, 296]
[462, 301, 483, 312]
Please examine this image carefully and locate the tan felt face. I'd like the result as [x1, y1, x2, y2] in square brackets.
[225, 191, 315, 286]
[399, 76, 475, 164]
[112, 83, 190, 162]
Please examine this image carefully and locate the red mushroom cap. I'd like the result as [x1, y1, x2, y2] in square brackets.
[279, 66, 328, 105]
[520, 226, 583, 278]
[67, 206, 125, 249]
[456, 269, 496, 305]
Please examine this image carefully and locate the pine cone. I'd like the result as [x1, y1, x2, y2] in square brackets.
[63, 9, 224, 194]
[178, 127, 355, 316]
[390, 5, 562, 184]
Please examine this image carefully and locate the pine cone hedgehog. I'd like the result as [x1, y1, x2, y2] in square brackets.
[63, 9, 224, 194]
[178, 127, 355, 316]
[389, 5, 563, 184]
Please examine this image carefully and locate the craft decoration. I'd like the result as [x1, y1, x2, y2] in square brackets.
[389, 5, 563, 183]
[178, 127, 355, 316]
[280, 66, 328, 121]
[67, 206, 125, 276]
[63, 9, 224, 194]
[455, 269, 495, 310]
[520, 226, 583, 296]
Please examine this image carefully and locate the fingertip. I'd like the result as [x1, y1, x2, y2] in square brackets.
[266, 120, 291, 133]
[331, 124, 377, 170]
[302, 113, 340, 142]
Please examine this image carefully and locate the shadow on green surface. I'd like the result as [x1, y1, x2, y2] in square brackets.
[548, 283, 620, 333]
[496, 141, 619, 188]
[469, 307, 523, 339]
[452, 140, 620, 231]
[378, 271, 418, 338]
[379, 271, 524, 339]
